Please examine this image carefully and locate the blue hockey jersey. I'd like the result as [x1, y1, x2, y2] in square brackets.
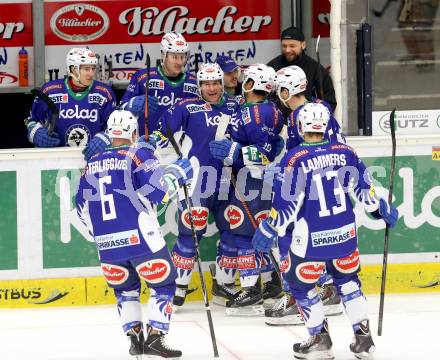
[75, 144, 169, 262]
[230, 100, 284, 172]
[269, 140, 379, 259]
[31, 79, 116, 146]
[287, 98, 345, 150]
[157, 94, 239, 193]
[121, 66, 198, 135]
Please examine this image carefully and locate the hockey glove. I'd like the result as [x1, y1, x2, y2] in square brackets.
[165, 158, 193, 187]
[149, 130, 169, 148]
[122, 95, 159, 118]
[137, 135, 157, 153]
[27, 121, 61, 147]
[209, 139, 242, 166]
[378, 198, 399, 227]
[275, 135, 285, 157]
[252, 219, 278, 253]
[82, 132, 111, 161]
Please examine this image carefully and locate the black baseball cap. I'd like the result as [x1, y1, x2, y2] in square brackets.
[281, 27, 305, 42]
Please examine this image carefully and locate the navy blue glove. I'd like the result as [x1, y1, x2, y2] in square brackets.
[165, 158, 193, 187]
[252, 219, 278, 253]
[209, 139, 242, 165]
[82, 132, 111, 161]
[137, 135, 156, 153]
[27, 121, 61, 147]
[275, 135, 285, 157]
[123, 95, 159, 118]
[379, 198, 398, 227]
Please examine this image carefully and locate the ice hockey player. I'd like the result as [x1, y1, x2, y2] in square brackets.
[150, 62, 239, 309]
[209, 63, 284, 315]
[264, 65, 346, 325]
[252, 102, 398, 359]
[27, 48, 116, 148]
[75, 109, 193, 359]
[120, 32, 198, 136]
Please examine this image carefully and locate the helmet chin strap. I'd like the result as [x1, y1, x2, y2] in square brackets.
[70, 66, 88, 88]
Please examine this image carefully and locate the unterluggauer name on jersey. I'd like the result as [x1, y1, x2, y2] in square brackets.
[301, 153, 347, 174]
[87, 158, 128, 174]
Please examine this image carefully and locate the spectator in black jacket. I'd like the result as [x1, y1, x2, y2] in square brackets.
[267, 27, 337, 119]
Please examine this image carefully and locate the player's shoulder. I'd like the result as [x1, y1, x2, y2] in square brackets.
[281, 145, 311, 168]
[185, 71, 197, 83]
[92, 81, 115, 100]
[40, 79, 65, 94]
[328, 142, 357, 156]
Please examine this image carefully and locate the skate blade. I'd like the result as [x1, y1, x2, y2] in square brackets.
[353, 345, 376, 359]
[294, 349, 335, 359]
[264, 314, 304, 326]
[225, 304, 265, 316]
[212, 295, 227, 307]
[323, 303, 343, 316]
[144, 355, 181, 359]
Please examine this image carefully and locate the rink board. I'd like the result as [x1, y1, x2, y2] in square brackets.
[1, 262, 440, 308]
[0, 134, 439, 307]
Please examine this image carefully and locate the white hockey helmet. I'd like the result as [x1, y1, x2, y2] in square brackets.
[160, 32, 189, 63]
[297, 102, 330, 135]
[197, 62, 224, 94]
[66, 48, 98, 80]
[241, 64, 276, 94]
[275, 65, 307, 104]
[107, 110, 139, 141]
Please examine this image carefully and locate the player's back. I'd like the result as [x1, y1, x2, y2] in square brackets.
[283, 141, 361, 259]
[77, 145, 167, 261]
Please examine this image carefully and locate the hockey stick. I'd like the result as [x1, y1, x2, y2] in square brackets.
[165, 122, 220, 358]
[315, 35, 324, 100]
[29, 88, 59, 135]
[144, 53, 151, 137]
[372, 0, 396, 17]
[215, 115, 282, 278]
[377, 108, 397, 336]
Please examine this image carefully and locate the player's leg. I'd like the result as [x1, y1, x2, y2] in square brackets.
[133, 246, 182, 358]
[327, 249, 375, 359]
[316, 270, 343, 317]
[285, 253, 334, 359]
[100, 261, 144, 358]
[171, 197, 209, 308]
[211, 195, 240, 306]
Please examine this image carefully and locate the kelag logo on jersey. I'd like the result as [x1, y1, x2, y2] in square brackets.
[184, 83, 198, 94]
[152, 89, 181, 107]
[49, 93, 68, 103]
[148, 79, 164, 90]
[186, 103, 211, 113]
[60, 105, 98, 122]
[95, 229, 140, 251]
[311, 223, 356, 247]
[88, 93, 106, 106]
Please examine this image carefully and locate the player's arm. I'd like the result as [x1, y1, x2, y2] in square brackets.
[75, 169, 96, 237]
[252, 156, 306, 252]
[351, 153, 398, 227]
[150, 102, 186, 148]
[120, 70, 145, 104]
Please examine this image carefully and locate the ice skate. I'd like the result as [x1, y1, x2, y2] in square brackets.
[127, 324, 144, 359]
[225, 286, 264, 316]
[262, 271, 284, 307]
[350, 320, 375, 359]
[293, 319, 334, 359]
[172, 284, 196, 311]
[319, 283, 343, 316]
[264, 292, 304, 326]
[210, 264, 241, 306]
[144, 326, 182, 359]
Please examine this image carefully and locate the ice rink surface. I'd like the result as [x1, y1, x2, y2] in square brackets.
[1, 292, 439, 360]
